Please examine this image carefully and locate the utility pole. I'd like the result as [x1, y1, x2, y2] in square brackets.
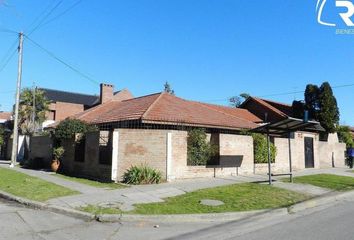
[32, 82, 36, 133]
[10, 32, 24, 168]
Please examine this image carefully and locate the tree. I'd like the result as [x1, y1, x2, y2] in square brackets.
[240, 93, 250, 99]
[18, 88, 50, 135]
[54, 118, 97, 142]
[318, 82, 339, 133]
[337, 125, 354, 148]
[304, 84, 320, 120]
[292, 100, 305, 119]
[0, 125, 4, 147]
[229, 93, 250, 108]
[229, 96, 242, 108]
[163, 81, 175, 95]
[300, 82, 339, 133]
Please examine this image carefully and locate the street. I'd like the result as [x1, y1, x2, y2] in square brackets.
[1, 197, 354, 240]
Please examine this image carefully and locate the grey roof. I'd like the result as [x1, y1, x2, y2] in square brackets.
[39, 88, 99, 106]
[252, 117, 325, 136]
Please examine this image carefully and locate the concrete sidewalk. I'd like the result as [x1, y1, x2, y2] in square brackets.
[1, 162, 353, 212]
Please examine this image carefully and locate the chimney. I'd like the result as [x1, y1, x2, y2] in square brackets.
[100, 83, 114, 104]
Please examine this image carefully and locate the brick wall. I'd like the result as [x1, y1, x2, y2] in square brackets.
[116, 129, 168, 180]
[60, 132, 111, 180]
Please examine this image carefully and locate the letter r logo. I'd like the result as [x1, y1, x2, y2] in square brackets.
[336, 0, 354, 26]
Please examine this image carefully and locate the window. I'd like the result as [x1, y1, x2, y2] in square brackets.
[99, 131, 112, 165]
[74, 138, 85, 162]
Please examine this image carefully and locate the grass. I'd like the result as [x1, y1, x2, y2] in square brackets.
[129, 183, 308, 215]
[283, 174, 354, 191]
[54, 174, 126, 189]
[79, 204, 122, 215]
[0, 168, 79, 201]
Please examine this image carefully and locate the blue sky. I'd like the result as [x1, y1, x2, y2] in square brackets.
[0, 0, 353, 125]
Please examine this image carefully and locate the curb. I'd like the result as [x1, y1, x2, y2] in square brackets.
[97, 209, 277, 223]
[288, 190, 354, 213]
[0, 190, 95, 222]
[2, 189, 354, 224]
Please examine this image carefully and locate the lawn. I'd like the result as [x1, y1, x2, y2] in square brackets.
[0, 168, 79, 201]
[129, 183, 308, 215]
[286, 174, 354, 191]
[53, 174, 126, 189]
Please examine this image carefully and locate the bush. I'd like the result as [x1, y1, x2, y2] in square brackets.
[187, 128, 218, 166]
[54, 119, 97, 142]
[123, 164, 162, 185]
[252, 133, 277, 164]
[53, 146, 65, 160]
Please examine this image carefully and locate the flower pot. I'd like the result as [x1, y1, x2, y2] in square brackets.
[51, 159, 60, 172]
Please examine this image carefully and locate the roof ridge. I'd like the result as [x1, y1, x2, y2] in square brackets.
[197, 101, 257, 125]
[141, 92, 164, 119]
[120, 92, 162, 103]
[39, 87, 98, 98]
[258, 97, 292, 107]
[252, 97, 287, 117]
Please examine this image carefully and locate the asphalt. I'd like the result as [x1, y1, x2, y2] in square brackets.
[1, 161, 354, 223]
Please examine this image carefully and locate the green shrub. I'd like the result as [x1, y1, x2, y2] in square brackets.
[54, 119, 97, 142]
[123, 164, 162, 185]
[53, 146, 65, 160]
[187, 128, 218, 166]
[252, 133, 277, 164]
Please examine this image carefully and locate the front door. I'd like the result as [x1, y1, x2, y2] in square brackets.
[304, 137, 314, 168]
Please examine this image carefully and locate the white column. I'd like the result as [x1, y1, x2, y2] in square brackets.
[166, 132, 173, 181]
[111, 130, 119, 182]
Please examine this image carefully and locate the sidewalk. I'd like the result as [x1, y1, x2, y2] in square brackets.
[1, 162, 353, 212]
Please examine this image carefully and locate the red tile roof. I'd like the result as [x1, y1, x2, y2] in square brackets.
[0, 112, 12, 121]
[75, 93, 259, 130]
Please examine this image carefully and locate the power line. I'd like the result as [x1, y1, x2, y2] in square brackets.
[41, 0, 83, 27]
[27, 0, 63, 36]
[202, 83, 354, 103]
[24, 34, 100, 85]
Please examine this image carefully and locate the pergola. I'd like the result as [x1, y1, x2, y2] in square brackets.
[252, 117, 325, 185]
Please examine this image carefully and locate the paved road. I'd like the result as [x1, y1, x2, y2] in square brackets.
[2, 197, 354, 240]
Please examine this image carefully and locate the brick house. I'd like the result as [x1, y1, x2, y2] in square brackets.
[58, 90, 345, 182]
[40, 84, 133, 128]
[240, 96, 346, 172]
[239, 97, 293, 123]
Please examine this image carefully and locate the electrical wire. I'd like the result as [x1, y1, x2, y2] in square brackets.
[27, 0, 63, 36]
[41, 0, 82, 27]
[24, 34, 100, 85]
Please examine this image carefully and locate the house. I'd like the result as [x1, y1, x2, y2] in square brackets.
[57, 87, 345, 182]
[40, 84, 133, 128]
[0, 112, 12, 159]
[240, 96, 346, 172]
[0, 111, 11, 125]
[59, 90, 261, 181]
[239, 96, 293, 123]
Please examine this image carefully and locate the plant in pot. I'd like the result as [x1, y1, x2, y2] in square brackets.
[51, 146, 65, 172]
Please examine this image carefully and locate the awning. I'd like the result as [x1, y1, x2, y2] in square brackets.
[252, 117, 325, 136]
[251, 117, 325, 185]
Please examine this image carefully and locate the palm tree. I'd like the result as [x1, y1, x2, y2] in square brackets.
[18, 87, 50, 135]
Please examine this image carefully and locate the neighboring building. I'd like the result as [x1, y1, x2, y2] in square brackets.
[40, 84, 133, 128]
[240, 97, 293, 123]
[0, 111, 11, 125]
[0, 112, 12, 159]
[57, 90, 345, 182]
[240, 96, 346, 172]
